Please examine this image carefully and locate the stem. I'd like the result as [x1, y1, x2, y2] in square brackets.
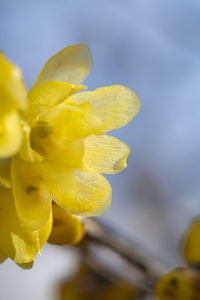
[83, 218, 166, 288]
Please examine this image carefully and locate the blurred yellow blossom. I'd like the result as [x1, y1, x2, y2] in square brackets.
[181, 217, 200, 264]
[59, 262, 139, 300]
[0, 185, 52, 264]
[0, 53, 26, 158]
[48, 203, 84, 245]
[155, 267, 200, 300]
[0, 44, 140, 263]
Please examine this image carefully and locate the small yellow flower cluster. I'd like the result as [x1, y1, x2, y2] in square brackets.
[156, 267, 200, 300]
[0, 44, 140, 264]
[155, 218, 200, 299]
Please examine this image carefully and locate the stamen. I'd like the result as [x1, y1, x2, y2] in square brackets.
[25, 185, 38, 194]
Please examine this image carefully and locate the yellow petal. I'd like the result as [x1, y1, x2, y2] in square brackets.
[98, 281, 136, 299]
[30, 118, 84, 167]
[46, 140, 84, 169]
[26, 81, 85, 121]
[0, 251, 7, 263]
[72, 85, 141, 131]
[39, 162, 78, 210]
[182, 218, 200, 264]
[0, 110, 22, 158]
[48, 203, 84, 245]
[69, 171, 111, 216]
[11, 156, 52, 231]
[42, 164, 111, 217]
[48, 102, 94, 143]
[17, 261, 33, 269]
[82, 134, 130, 174]
[34, 44, 92, 86]
[155, 267, 200, 300]
[19, 122, 43, 162]
[0, 188, 52, 264]
[0, 159, 11, 188]
[37, 208, 53, 250]
[0, 52, 27, 110]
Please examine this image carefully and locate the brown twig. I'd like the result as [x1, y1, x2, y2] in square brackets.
[83, 218, 166, 290]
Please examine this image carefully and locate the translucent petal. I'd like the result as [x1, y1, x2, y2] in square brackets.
[38, 209, 53, 249]
[39, 162, 78, 210]
[68, 172, 111, 217]
[31, 119, 84, 168]
[26, 81, 85, 121]
[34, 44, 92, 85]
[82, 134, 130, 174]
[72, 85, 141, 131]
[48, 203, 84, 245]
[0, 52, 27, 110]
[45, 140, 84, 169]
[11, 156, 52, 231]
[0, 159, 11, 188]
[48, 102, 94, 143]
[19, 122, 43, 162]
[0, 188, 52, 263]
[30, 101, 93, 161]
[0, 110, 22, 158]
[41, 164, 111, 217]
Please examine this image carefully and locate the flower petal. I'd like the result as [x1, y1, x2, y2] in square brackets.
[40, 162, 78, 210]
[19, 122, 43, 162]
[11, 156, 52, 231]
[17, 261, 33, 269]
[182, 218, 200, 264]
[49, 101, 93, 142]
[45, 140, 84, 169]
[69, 172, 111, 217]
[0, 251, 7, 263]
[34, 44, 92, 86]
[82, 134, 130, 174]
[48, 203, 84, 245]
[0, 159, 11, 188]
[42, 165, 111, 217]
[26, 81, 85, 121]
[0, 188, 52, 264]
[0, 52, 27, 110]
[72, 85, 141, 131]
[0, 110, 22, 158]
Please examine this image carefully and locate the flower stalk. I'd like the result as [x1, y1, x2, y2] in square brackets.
[82, 218, 166, 291]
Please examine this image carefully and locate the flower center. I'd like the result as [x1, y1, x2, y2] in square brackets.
[34, 120, 53, 139]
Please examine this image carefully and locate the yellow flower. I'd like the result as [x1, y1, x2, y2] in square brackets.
[11, 44, 140, 230]
[0, 179, 52, 264]
[48, 202, 84, 246]
[0, 52, 26, 158]
[0, 44, 140, 263]
[155, 267, 200, 300]
[181, 218, 200, 264]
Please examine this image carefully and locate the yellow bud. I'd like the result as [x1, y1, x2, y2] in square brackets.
[181, 218, 200, 264]
[155, 267, 200, 300]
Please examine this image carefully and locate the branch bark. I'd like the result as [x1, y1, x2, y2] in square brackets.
[83, 218, 166, 290]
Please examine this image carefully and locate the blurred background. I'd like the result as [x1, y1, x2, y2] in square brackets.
[0, 0, 200, 299]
